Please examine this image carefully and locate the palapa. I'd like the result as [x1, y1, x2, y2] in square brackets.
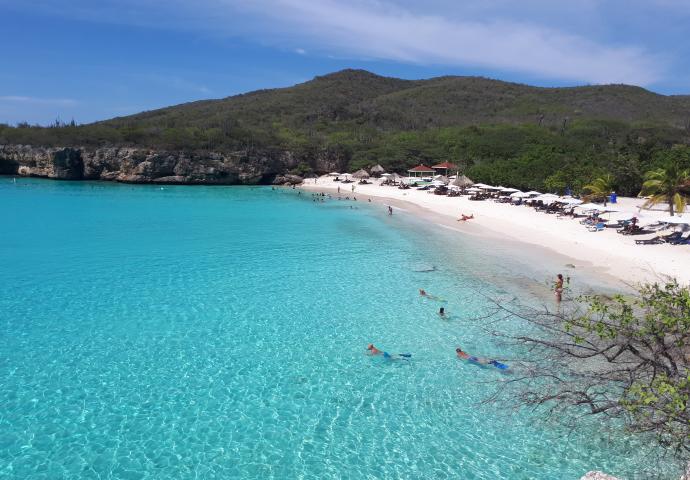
[352, 169, 370, 179]
[452, 175, 474, 187]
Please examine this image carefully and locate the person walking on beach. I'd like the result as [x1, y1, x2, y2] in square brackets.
[351, 184, 355, 192]
[337, 186, 340, 193]
[388, 205, 393, 215]
[555, 273, 564, 302]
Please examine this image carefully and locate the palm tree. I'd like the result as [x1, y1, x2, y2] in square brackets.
[583, 174, 615, 206]
[640, 165, 690, 216]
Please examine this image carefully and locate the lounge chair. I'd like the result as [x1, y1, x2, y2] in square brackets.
[636, 236, 665, 245]
[587, 222, 606, 232]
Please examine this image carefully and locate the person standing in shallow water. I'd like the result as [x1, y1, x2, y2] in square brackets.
[555, 273, 564, 302]
[388, 206, 393, 215]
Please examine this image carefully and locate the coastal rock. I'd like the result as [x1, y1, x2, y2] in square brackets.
[273, 174, 304, 185]
[580, 472, 619, 480]
[0, 144, 348, 185]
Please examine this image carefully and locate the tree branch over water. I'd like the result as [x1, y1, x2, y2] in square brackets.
[472, 280, 690, 457]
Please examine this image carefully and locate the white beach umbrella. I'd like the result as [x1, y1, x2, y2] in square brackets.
[381, 173, 392, 177]
[473, 183, 494, 189]
[466, 187, 481, 192]
[575, 203, 612, 211]
[500, 187, 520, 193]
[510, 191, 528, 198]
[559, 198, 583, 205]
[328, 172, 341, 176]
[657, 216, 690, 225]
[524, 191, 542, 196]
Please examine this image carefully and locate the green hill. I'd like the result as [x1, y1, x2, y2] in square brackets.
[2, 69, 690, 193]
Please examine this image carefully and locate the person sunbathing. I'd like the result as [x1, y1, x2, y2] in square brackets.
[457, 214, 474, 221]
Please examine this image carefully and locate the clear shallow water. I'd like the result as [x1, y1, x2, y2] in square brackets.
[0, 179, 679, 479]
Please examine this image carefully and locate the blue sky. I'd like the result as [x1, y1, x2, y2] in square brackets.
[1, 0, 689, 125]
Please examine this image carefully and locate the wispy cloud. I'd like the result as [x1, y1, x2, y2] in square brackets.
[0, 95, 78, 106]
[0, 0, 671, 86]
[231, 0, 664, 85]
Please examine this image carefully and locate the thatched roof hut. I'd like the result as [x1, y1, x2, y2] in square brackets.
[352, 169, 370, 179]
[370, 164, 386, 174]
[453, 175, 474, 187]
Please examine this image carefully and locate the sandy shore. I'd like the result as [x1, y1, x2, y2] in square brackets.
[300, 177, 690, 286]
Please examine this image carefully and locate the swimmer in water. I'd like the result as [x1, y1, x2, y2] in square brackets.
[367, 344, 411, 359]
[439, 307, 445, 317]
[419, 289, 441, 301]
[456, 347, 508, 369]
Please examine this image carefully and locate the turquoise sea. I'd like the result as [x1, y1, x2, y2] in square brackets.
[0, 179, 680, 479]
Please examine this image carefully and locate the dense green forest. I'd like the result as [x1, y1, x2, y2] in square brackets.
[2, 69, 690, 194]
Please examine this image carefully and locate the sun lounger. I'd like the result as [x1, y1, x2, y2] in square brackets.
[636, 236, 665, 245]
[587, 222, 606, 232]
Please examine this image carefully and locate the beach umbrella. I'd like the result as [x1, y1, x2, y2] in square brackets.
[559, 198, 583, 205]
[466, 187, 481, 192]
[657, 216, 690, 225]
[328, 172, 341, 176]
[381, 173, 392, 177]
[433, 175, 450, 184]
[524, 191, 542, 196]
[576, 203, 608, 211]
[453, 175, 474, 187]
[500, 187, 520, 193]
[534, 194, 559, 202]
[510, 191, 528, 198]
[370, 164, 386, 174]
[473, 183, 494, 189]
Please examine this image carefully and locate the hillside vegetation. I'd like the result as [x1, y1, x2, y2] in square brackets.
[2, 69, 690, 194]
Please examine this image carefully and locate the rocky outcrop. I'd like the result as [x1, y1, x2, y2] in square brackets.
[580, 472, 619, 480]
[0, 145, 348, 185]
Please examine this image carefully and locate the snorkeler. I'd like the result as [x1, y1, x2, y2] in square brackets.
[456, 347, 508, 370]
[367, 344, 411, 359]
[419, 289, 442, 301]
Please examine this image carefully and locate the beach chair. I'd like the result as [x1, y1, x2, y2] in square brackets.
[668, 233, 690, 245]
[635, 236, 665, 245]
[587, 222, 606, 232]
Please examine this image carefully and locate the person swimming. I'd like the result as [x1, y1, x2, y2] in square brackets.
[367, 344, 411, 359]
[419, 289, 442, 301]
[439, 307, 445, 317]
[456, 347, 508, 369]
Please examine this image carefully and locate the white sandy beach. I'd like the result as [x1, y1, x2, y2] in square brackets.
[301, 177, 690, 286]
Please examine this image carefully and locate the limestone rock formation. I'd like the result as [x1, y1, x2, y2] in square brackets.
[0, 145, 346, 185]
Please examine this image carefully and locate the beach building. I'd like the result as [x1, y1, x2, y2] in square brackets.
[407, 165, 436, 179]
[432, 162, 459, 176]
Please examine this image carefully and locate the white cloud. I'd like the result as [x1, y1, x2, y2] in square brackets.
[0, 0, 669, 86]
[295, 48, 306, 55]
[0, 95, 78, 106]
[231, 0, 664, 85]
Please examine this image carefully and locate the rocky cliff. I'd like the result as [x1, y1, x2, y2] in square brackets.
[0, 145, 347, 185]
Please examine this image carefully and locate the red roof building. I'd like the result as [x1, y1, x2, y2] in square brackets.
[432, 162, 459, 171]
[407, 164, 436, 177]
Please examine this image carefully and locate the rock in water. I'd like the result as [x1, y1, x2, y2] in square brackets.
[580, 472, 619, 480]
[410, 263, 436, 272]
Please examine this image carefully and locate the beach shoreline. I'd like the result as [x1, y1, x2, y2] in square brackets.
[300, 178, 690, 287]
